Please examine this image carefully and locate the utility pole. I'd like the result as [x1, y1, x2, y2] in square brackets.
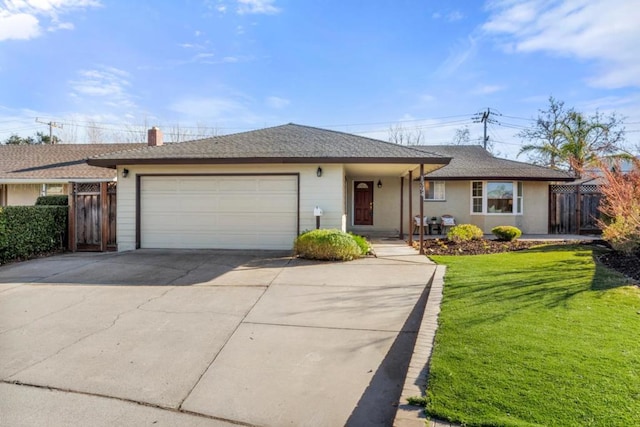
[35, 118, 63, 144]
[473, 108, 498, 150]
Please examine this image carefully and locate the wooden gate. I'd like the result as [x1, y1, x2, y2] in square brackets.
[69, 182, 117, 251]
[549, 184, 602, 234]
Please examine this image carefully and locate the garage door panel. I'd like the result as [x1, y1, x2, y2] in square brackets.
[258, 178, 297, 192]
[218, 178, 260, 192]
[143, 179, 179, 192]
[141, 175, 297, 250]
[178, 195, 221, 211]
[254, 195, 298, 211]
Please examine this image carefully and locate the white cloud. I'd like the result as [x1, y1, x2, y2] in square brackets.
[482, 0, 640, 88]
[0, 0, 100, 41]
[69, 66, 136, 109]
[48, 20, 74, 31]
[447, 10, 464, 22]
[265, 96, 289, 109]
[432, 9, 464, 22]
[236, 0, 279, 15]
[0, 12, 40, 40]
[471, 84, 506, 95]
[169, 96, 262, 123]
[436, 36, 478, 76]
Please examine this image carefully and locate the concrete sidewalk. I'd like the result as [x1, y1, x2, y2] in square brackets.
[0, 242, 437, 427]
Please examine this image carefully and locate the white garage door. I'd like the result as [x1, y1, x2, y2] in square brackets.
[140, 175, 298, 250]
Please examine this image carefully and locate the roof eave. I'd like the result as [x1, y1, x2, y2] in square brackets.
[87, 156, 452, 168]
[423, 175, 575, 182]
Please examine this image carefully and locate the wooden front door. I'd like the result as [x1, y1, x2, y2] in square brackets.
[354, 181, 374, 225]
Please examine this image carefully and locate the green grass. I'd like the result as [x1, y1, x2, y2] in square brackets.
[426, 245, 640, 427]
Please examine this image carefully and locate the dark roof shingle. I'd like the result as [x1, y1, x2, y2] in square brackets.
[88, 124, 449, 167]
[411, 145, 574, 181]
[0, 143, 144, 181]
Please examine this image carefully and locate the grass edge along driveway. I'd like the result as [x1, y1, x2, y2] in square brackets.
[427, 245, 640, 427]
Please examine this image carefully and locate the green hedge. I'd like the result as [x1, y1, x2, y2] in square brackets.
[491, 225, 522, 241]
[0, 206, 68, 264]
[294, 229, 364, 261]
[35, 195, 69, 206]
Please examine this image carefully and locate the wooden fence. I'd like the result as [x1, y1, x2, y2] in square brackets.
[69, 182, 117, 251]
[549, 184, 602, 235]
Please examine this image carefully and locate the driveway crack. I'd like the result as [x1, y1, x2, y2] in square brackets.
[0, 290, 97, 335]
[7, 287, 175, 380]
[1, 381, 258, 426]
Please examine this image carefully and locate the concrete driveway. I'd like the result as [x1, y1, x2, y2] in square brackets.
[0, 242, 436, 427]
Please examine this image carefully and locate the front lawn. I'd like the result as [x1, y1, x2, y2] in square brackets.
[426, 245, 640, 427]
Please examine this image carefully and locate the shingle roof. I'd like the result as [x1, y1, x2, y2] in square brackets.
[88, 124, 449, 167]
[0, 143, 144, 181]
[411, 145, 575, 181]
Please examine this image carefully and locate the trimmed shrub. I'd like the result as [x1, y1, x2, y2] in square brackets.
[294, 229, 363, 261]
[447, 224, 483, 242]
[35, 195, 68, 206]
[0, 206, 68, 264]
[492, 225, 522, 242]
[348, 232, 372, 255]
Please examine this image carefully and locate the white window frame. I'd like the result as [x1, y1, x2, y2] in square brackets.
[470, 181, 523, 215]
[43, 183, 65, 196]
[423, 180, 446, 201]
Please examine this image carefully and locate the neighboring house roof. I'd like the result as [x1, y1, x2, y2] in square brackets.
[88, 123, 450, 167]
[411, 145, 575, 181]
[0, 143, 144, 183]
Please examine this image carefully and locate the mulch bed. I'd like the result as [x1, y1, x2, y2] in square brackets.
[413, 238, 640, 283]
[598, 250, 640, 283]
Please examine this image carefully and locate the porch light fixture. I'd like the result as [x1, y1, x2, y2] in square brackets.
[377, 179, 382, 188]
[122, 168, 129, 178]
[317, 166, 322, 177]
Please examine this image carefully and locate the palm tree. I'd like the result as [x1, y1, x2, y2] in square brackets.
[518, 97, 567, 169]
[553, 112, 610, 178]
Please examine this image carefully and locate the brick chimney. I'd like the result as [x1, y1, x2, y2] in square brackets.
[147, 127, 163, 146]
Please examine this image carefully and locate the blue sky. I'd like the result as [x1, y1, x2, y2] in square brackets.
[1, 0, 639, 159]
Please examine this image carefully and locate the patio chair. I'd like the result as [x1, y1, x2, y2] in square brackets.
[412, 216, 428, 235]
[441, 214, 456, 234]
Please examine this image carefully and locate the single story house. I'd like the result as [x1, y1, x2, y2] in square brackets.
[87, 124, 450, 251]
[87, 124, 573, 252]
[0, 143, 143, 206]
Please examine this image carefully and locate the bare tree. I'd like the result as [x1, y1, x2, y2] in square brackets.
[85, 119, 106, 144]
[118, 118, 149, 143]
[388, 123, 423, 145]
[452, 126, 471, 145]
[58, 121, 79, 143]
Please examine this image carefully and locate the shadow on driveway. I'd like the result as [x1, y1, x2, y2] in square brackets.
[0, 249, 292, 286]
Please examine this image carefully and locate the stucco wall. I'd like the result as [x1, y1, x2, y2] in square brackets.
[115, 164, 345, 251]
[3, 183, 69, 206]
[346, 176, 402, 235]
[6, 184, 41, 205]
[405, 180, 550, 234]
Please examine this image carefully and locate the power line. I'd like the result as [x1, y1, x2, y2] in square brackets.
[35, 118, 63, 144]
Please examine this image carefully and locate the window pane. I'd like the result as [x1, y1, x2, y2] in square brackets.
[473, 198, 483, 213]
[425, 181, 445, 200]
[472, 181, 482, 197]
[487, 182, 513, 213]
[46, 184, 64, 195]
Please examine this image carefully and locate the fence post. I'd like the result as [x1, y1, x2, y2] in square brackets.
[576, 185, 581, 235]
